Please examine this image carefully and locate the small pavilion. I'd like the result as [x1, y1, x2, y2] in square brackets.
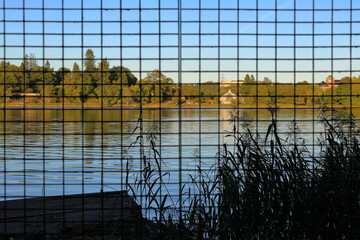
[220, 89, 243, 104]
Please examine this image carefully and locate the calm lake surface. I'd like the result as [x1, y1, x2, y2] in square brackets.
[0, 108, 356, 200]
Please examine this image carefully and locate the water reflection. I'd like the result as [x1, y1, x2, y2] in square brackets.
[0, 108, 357, 199]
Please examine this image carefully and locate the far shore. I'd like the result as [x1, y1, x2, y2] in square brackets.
[0, 102, 357, 110]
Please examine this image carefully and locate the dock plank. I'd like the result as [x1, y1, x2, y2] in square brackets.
[0, 191, 145, 239]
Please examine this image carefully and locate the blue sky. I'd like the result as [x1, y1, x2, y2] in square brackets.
[1, 0, 359, 83]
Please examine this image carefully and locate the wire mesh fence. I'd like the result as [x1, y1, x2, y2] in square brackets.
[1, 0, 360, 239]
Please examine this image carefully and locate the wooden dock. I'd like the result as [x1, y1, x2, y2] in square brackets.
[0, 191, 157, 240]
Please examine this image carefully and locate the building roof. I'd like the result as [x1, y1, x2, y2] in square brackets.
[220, 89, 237, 103]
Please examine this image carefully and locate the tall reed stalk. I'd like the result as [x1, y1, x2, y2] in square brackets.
[126, 108, 360, 239]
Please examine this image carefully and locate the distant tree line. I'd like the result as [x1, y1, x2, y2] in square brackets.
[0, 49, 358, 106]
[322, 76, 360, 106]
[0, 50, 139, 106]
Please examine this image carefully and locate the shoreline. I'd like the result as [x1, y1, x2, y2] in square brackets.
[0, 102, 356, 110]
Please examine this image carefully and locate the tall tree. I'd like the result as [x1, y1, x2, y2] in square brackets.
[63, 62, 82, 103]
[242, 74, 256, 102]
[263, 77, 271, 83]
[24, 53, 38, 71]
[20, 54, 38, 92]
[143, 69, 174, 103]
[131, 80, 153, 104]
[82, 49, 98, 99]
[250, 74, 256, 82]
[3, 63, 23, 93]
[0, 62, 5, 102]
[37, 61, 57, 102]
[54, 67, 71, 85]
[110, 66, 137, 86]
[84, 49, 96, 72]
[95, 59, 121, 106]
[244, 74, 251, 83]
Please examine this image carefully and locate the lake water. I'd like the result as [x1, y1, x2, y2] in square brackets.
[0, 108, 355, 200]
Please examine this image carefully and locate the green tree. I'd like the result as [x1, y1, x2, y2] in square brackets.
[250, 74, 255, 82]
[19, 54, 38, 92]
[244, 83, 270, 105]
[276, 84, 295, 105]
[54, 67, 71, 85]
[181, 84, 198, 103]
[263, 77, 271, 83]
[241, 74, 256, 103]
[257, 84, 271, 105]
[335, 77, 360, 105]
[0, 62, 5, 102]
[28, 65, 43, 92]
[97, 59, 111, 81]
[244, 74, 251, 83]
[120, 86, 134, 105]
[295, 81, 312, 105]
[134, 69, 174, 104]
[3, 63, 23, 94]
[84, 49, 96, 72]
[110, 66, 137, 86]
[24, 53, 38, 71]
[131, 80, 153, 104]
[312, 85, 325, 105]
[201, 83, 219, 103]
[82, 49, 98, 100]
[63, 62, 82, 103]
[95, 59, 121, 106]
[322, 87, 335, 105]
[34, 61, 57, 102]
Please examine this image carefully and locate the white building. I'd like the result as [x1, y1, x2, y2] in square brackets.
[220, 89, 237, 104]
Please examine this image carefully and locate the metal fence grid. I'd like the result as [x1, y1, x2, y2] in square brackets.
[1, 0, 360, 239]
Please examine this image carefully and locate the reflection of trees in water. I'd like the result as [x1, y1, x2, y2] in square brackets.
[3, 108, 360, 200]
[3, 108, 360, 149]
[83, 113, 100, 145]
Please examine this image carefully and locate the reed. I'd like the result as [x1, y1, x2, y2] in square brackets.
[127, 108, 360, 239]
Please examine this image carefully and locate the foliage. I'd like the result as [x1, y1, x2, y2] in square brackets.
[54, 67, 71, 85]
[94, 59, 121, 106]
[62, 62, 82, 103]
[335, 76, 360, 105]
[131, 69, 174, 104]
[110, 66, 137, 86]
[84, 49, 96, 72]
[0, 55, 353, 107]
